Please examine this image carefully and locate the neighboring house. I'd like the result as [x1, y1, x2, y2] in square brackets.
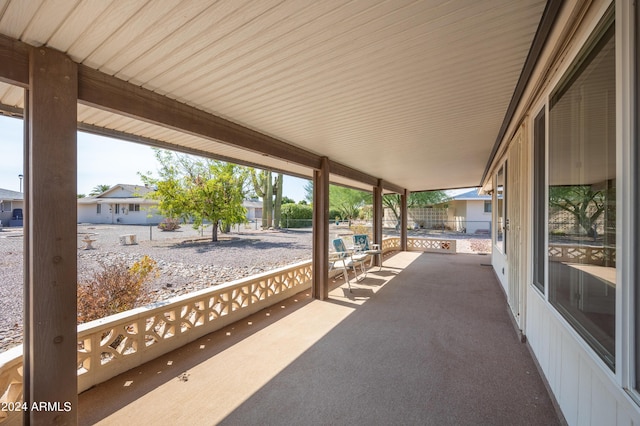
[0, 188, 24, 227]
[78, 184, 264, 225]
[77, 184, 164, 225]
[444, 188, 492, 234]
[243, 199, 263, 222]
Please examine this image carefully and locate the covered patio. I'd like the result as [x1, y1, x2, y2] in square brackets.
[78, 252, 560, 425]
[0, 1, 578, 424]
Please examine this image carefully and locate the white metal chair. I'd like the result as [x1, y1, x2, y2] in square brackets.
[330, 238, 367, 292]
[353, 234, 383, 271]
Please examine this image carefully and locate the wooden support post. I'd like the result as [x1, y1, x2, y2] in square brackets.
[26, 46, 78, 425]
[22, 89, 31, 423]
[312, 157, 330, 300]
[373, 182, 383, 265]
[400, 190, 409, 251]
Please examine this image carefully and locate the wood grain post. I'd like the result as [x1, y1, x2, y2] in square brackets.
[26, 46, 78, 425]
[312, 157, 330, 300]
[373, 182, 383, 265]
[400, 190, 409, 251]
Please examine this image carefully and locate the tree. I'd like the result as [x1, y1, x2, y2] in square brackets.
[281, 196, 296, 205]
[548, 185, 611, 238]
[303, 180, 313, 203]
[89, 184, 111, 196]
[77, 194, 86, 199]
[251, 170, 273, 229]
[383, 190, 449, 228]
[329, 186, 371, 224]
[251, 170, 284, 229]
[140, 150, 249, 242]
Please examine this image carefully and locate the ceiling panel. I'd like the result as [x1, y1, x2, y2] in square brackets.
[0, 0, 548, 192]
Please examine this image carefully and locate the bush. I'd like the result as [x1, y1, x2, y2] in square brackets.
[77, 256, 158, 324]
[281, 203, 313, 228]
[329, 209, 342, 221]
[350, 224, 371, 236]
[158, 217, 181, 231]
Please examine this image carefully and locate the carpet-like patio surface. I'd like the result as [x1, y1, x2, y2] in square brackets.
[79, 252, 561, 425]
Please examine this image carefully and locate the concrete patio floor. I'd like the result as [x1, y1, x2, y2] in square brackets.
[78, 252, 562, 425]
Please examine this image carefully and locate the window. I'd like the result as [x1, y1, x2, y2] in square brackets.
[548, 20, 615, 369]
[129, 204, 140, 212]
[114, 203, 120, 215]
[495, 164, 506, 253]
[96, 204, 101, 214]
[533, 108, 546, 294]
[483, 201, 492, 213]
[1, 201, 11, 212]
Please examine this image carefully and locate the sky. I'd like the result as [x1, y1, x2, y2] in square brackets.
[0, 115, 309, 201]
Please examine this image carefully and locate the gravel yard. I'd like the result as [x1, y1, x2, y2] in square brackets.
[0, 224, 490, 352]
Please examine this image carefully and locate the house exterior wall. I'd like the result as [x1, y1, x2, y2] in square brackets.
[78, 203, 164, 225]
[485, 1, 640, 424]
[0, 200, 23, 227]
[464, 200, 491, 234]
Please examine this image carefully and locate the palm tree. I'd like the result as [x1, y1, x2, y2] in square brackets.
[89, 184, 111, 196]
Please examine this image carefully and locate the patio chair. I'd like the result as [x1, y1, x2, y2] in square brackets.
[353, 234, 383, 271]
[330, 238, 368, 291]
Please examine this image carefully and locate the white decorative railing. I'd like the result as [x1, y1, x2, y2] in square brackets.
[548, 244, 616, 266]
[380, 237, 456, 254]
[0, 236, 426, 423]
[408, 237, 456, 254]
[381, 237, 400, 253]
[0, 260, 312, 423]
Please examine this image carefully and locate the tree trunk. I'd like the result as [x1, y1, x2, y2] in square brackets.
[265, 171, 273, 228]
[273, 173, 283, 228]
[211, 222, 219, 242]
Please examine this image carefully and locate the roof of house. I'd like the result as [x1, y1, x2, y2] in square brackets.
[97, 184, 154, 198]
[448, 188, 491, 201]
[0, 188, 24, 200]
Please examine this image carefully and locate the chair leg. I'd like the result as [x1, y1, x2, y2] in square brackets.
[342, 265, 352, 292]
[356, 261, 367, 281]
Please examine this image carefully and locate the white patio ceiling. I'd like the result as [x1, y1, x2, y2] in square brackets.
[0, 0, 548, 192]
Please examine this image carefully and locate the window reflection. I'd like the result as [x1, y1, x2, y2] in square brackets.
[548, 24, 615, 368]
[496, 166, 505, 253]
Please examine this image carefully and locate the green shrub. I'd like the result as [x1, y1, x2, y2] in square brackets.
[329, 209, 342, 221]
[281, 203, 313, 228]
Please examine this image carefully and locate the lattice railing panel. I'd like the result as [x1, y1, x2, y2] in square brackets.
[382, 237, 400, 253]
[0, 347, 23, 424]
[548, 244, 615, 266]
[408, 238, 456, 254]
[0, 260, 313, 406]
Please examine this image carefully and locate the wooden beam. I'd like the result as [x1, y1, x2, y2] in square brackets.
[0, 34, 29, 87]
[328, 160, 378, 187]
[26, 46, 78, 424]
[0, 36, 401, 192]
[77, 123, 313, 180]
[380, 179, 405, 195]
[312, 157, 330, 300]
[78, 66, 322, 170]
[22, 89, 30, 426]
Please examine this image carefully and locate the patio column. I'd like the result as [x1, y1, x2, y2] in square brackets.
[26, 46, 78, 425]
[373, 181, 383, 266]
[400, 189, 409, 251]
[312, 157, 330, 300]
